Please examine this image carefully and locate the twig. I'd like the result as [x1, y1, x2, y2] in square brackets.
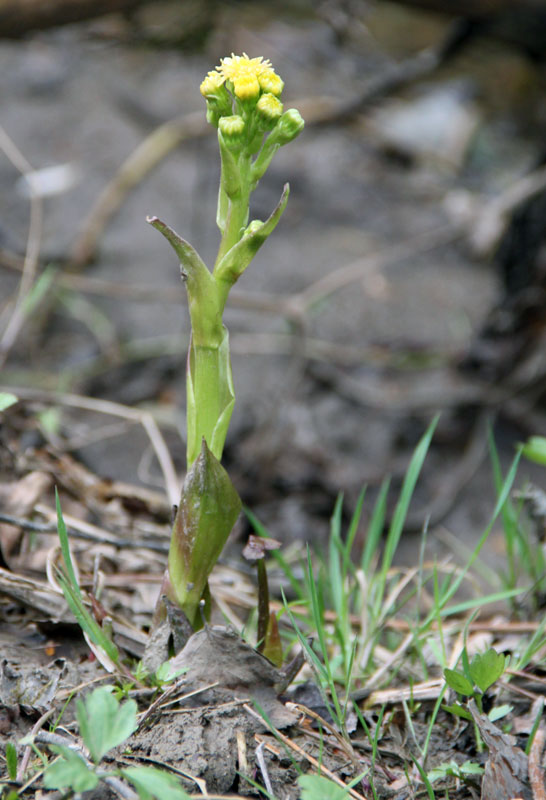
[2, 386, 180, 505]
[16, 708, 56, 782]
[255, 741, 273, 796]
[246, 705, 368, 800]
[529, 728, 546, 800]
[0, 125, 43, 366]
[471, 163, 546, 256]
[0, 511, 169, 552]
[70, 112, 207, 267]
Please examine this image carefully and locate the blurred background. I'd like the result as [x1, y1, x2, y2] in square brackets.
[1, 0, 546, 564]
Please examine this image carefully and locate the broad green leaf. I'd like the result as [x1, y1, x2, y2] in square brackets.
[76, 687, 137, 764]
[443, 668, 473, 696]
[469, 649, 506, 693]
[168, 439, 241, 628]
[122, 766, 191, 799]
[0, 393, 18, 412]
[298, 774, 350, 800]
[44, 745, 98, 792]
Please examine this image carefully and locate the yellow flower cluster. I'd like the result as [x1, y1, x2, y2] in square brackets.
[201, 53, 284, 102]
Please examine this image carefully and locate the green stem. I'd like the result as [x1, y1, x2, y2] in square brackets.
[214, 153, 251, 270]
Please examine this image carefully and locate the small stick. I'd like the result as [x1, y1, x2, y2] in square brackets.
[255, 741, 273, 796]
[529, 727, 546, 800]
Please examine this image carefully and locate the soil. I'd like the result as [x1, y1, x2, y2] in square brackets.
[1, 1, 546, 798]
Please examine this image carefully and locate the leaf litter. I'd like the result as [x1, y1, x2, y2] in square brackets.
[1, 403, 546, 799]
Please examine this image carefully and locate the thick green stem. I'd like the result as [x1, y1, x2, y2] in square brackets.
[214, 153, 251, 270]
[186, 329, 235, 468]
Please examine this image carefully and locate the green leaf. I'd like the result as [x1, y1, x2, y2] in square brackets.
[55, 488, 81, 599]
[122, 766, 191, 799]
[214, 184, 290, 302]
[298, 774, 350, 800]
[168, 439, 242, 628]
[76, 686, 137, 764]
[0, 393, 18, 412]
[443, 668, 474, 696]
[488, 703, 512, 723]
[522, 436, 546, 466]
[44, 745, 98, 792]
[146, 216, 222, 348]
[55, 569, 119, 665]
[469, 649, 506, 693]
[460, 760, 484, 775]
[442, 703, 473, 721]
[5, 742, 17, 781]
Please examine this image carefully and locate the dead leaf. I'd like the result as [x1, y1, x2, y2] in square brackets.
[468, 698, 531, 800]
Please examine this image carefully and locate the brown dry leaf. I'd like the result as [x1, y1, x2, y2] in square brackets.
[0, 471, 51, 566]
[169, 625, 298, 728]
[468, 698, 531, 800]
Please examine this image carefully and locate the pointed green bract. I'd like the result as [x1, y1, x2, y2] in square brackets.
[168, 439, 242, 628]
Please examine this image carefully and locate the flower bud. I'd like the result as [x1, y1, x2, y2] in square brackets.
[244, 220, 264, 236]
[200, 70, 224, 98]
[275, 109, 305, 145]
[256, 93, 283, 130]
[258, 71, 284, 96]
[218, 114, 246, 148]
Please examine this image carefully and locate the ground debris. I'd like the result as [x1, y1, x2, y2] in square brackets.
[468, 698, 531, 800]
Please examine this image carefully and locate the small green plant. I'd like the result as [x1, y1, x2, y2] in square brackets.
[41, 685, 190, 799]
[443, 646, 507, 721]
[427, 759, 483, 785]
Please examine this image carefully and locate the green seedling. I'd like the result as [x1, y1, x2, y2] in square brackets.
[427, 759, 484, 785]
[443, 646, 507, 721]
[42, 685, 190, 799]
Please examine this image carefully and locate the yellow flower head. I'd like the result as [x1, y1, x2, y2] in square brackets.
[217, 53, 283, 102]
[200, 70, 225, 98]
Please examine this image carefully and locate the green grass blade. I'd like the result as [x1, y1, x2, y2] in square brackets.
[422, 448, 521, 626]
[361, 478, 389, 575]
[55, 487, 81, 599]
